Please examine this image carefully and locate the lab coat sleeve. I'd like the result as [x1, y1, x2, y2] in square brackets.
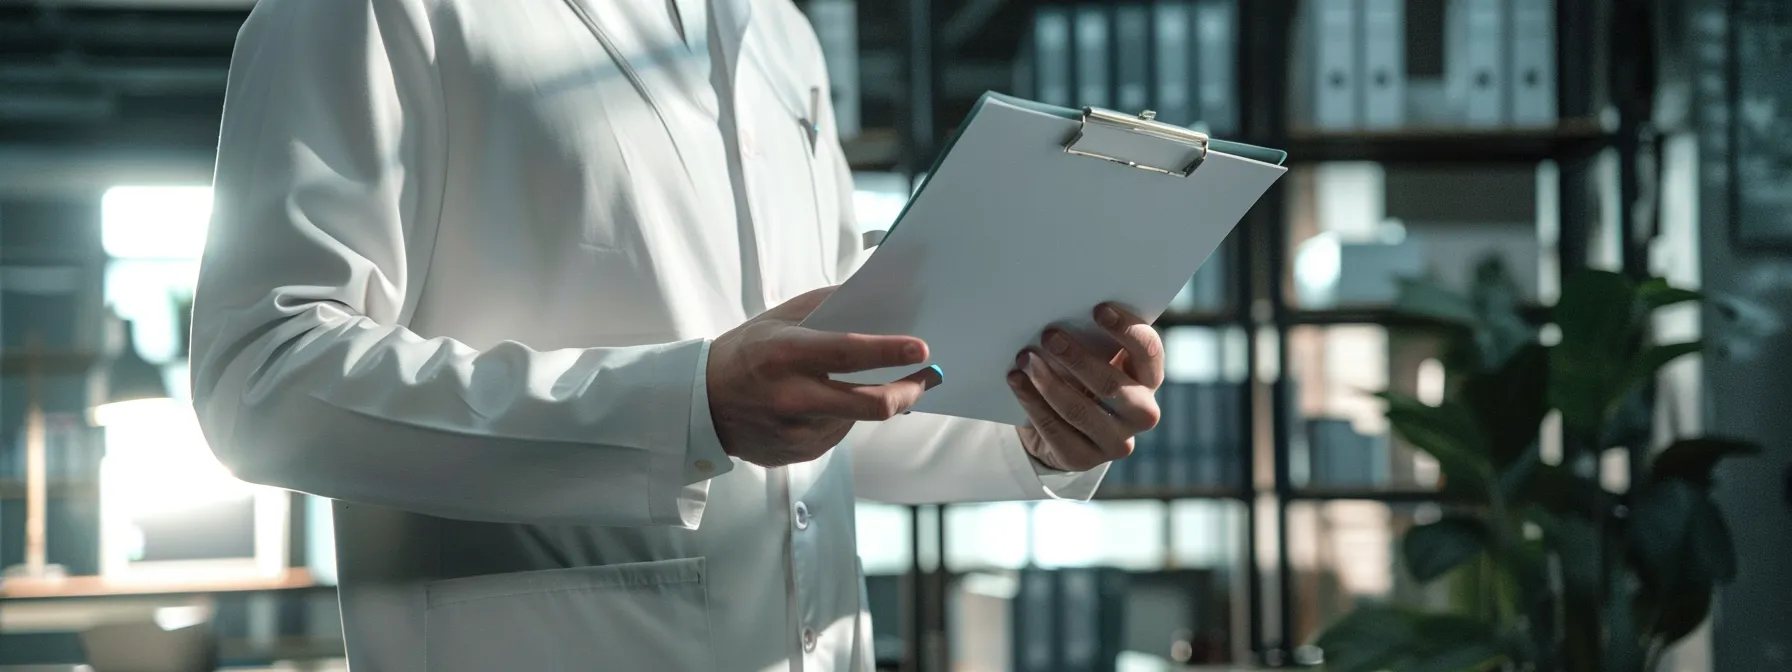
[189, 0, 731, 529]
[819, 113, 1106, 504]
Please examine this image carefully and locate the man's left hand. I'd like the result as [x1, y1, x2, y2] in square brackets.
[1007, 303, 1165, 472]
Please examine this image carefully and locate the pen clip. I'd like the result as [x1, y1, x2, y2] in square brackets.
[802, 86, 821, 156]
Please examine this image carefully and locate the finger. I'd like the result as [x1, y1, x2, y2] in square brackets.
[1020, 353, 1133, 462]
[761, 285, 840, 321]
[789, 366, 942, 421]
[1006, 364, 1110, 471]
[780, 328, 929, 373]
[1036, 329, 1159, 430]
[1094, 303, 1165, 389]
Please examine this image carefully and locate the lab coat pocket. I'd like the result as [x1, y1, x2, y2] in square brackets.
[425, 557, 711, 672]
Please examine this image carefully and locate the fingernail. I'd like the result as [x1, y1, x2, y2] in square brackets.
[1015, 352, 1030, 370]
[925, 364, 945, 389]
[1045, 331, 1071, 355]
[1007, 371, 1027, 387]
[903, 342, 924, 360]
[1096, 305, 1121, 328]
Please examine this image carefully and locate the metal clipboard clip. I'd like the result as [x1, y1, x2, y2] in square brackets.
[1063, 108, 1210, 178]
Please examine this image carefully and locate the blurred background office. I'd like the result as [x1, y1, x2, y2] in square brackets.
[1, 0, 1788, 670]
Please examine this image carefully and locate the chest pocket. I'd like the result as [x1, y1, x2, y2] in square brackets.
[735, 49, 843, 297]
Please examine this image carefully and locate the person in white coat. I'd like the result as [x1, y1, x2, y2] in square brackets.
[190, 0, 1167, 670]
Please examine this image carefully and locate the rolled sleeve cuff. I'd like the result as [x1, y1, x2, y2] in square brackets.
[997, 427, 1107, 501]
[650, 340, 736, 529]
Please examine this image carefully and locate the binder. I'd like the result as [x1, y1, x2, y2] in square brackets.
[1313, 0, 1362, 129]
[1013, 568, 1057, 672]
[1194, 0, 1239, 134]
[1189, 381, 1218, 487]
[1361, 0, 1407, 128]
[1129, 401, 1161, 488]
[1446, 0, 1507, 126]
[1073, 5, 1112, 108]
[802, 95, 1286, 426]
[1508, 0, 1557, 126]
[1161, 383, 1191, 487]
[1220, 381, 1245, 488]
[1032, 6, 1074, 107]
[1151, 0, 1195, 128]
[1113, 3, 1152, 114]
[1058, 568, 1102, 670]
[805, 0, 860, 139]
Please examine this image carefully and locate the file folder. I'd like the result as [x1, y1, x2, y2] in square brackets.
[803, 93, 1287, 426]
[1074, 5, 1113, 109]
[1195, 0, 1239, 134]
[1361, 0, 1407, 128]
[1313, 0, 1362, 129]
[1508, 0, 1557, 125]
[1032, 6, 1074, 107]
[1113, 3, 1152, 114]
[1151, 0, 1195, 128]
[1447, 0, 1507, 126]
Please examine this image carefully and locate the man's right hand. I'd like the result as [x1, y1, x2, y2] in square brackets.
[707, 287, 941, 468]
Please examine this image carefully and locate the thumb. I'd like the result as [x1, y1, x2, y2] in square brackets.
[762, 285, 840, 321]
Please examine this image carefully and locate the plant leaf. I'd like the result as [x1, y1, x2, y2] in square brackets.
[1545, 514, 1603, 600]
[1647, 588, 1713, 645]
[1399, 645, 1509, 672]
[1550, 271, 1640, 434]
[1636, 277, 1701, 312]
[1318, 606, 1512, 672]
[1404, 516, 1491, 582]
[1314, 606, 1423, 672]
[1497, 447, 1542, 501]
[1396, 278, 1482, 326]
[1628, 480, 1701, 591]
[1547, 344, 1622, 437]
[1605, 569, 1645, 672]
[1463, 342, 1550, 468]
[1555, 271, 1638, 356]
[1524, 465, 1615, 516]
[1651, 437, 1764, 487]
[1601, 389, 1656, 451]
[1688, 497, 1739, 584]
[1380, 392, 1494, 494]
[1624, 341, 1703, 397]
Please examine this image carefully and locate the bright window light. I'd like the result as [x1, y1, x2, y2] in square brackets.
[102, 186, 214, 260]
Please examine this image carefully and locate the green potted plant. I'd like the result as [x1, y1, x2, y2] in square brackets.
[1314, 262, 1761, 672]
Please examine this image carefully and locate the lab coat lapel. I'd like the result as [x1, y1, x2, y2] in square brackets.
[561, 0, 721, 169]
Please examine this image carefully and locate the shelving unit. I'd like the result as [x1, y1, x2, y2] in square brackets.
[868, 0, 1659, 669]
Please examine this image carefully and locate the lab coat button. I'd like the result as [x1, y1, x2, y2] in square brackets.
[793, 501, 810, 530]
[694, 459, 715, 473]
[801, 627, 818, 652]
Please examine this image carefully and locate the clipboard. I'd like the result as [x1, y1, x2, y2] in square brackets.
[801, 92, 1287, 427]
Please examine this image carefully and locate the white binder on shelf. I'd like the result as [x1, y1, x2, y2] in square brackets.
[1195, 0, 1239, 135]
[1362, 0, 1407, 128]
[804, 0, 860, 139]
[801, 95, 1288, 426]
[1508, 0, 1557, 126]
[1114, 3, 1152, 113]
[1032, 6, 1073, 108]
[1073, 5, 1111, 108]
[1446, 0, 1508, 127]
[1152, 0, 1195, 128]
[1314, 0, 1362, 129]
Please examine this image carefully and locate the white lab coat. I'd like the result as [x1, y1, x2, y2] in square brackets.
[190, 0, 1105, 670]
